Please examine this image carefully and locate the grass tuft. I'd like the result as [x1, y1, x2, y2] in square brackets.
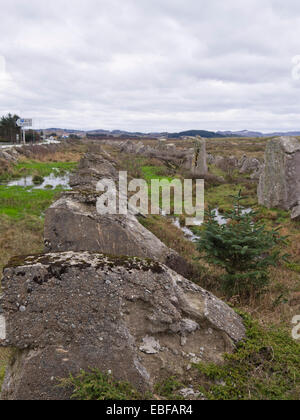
[196, 313, 300, 400]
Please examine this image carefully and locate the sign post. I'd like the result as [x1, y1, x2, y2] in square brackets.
[16, 119, 33, 144]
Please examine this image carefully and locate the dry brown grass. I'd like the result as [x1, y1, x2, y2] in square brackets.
[17, 145, 84, 164]
[28, 150, 83, 163]
[0, 159, 13, 178]
[0, 215, 44, 279]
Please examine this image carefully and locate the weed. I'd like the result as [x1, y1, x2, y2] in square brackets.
[196, 312, 300, 400]
[61, 369, 144, 400]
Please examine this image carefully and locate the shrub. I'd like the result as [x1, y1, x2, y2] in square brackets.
[61, 369, 143, 400]
[197, 313, 300, 400]
[197, 191, 288, 297]
[32, 175, 44, 185]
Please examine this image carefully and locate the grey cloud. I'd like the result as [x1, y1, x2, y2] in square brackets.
[1, 0, 300, 131]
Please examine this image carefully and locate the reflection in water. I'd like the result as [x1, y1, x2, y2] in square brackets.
[7, 172, 70, 189]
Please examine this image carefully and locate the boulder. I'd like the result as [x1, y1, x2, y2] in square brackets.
[166, 143, 176, 152]
[238, 155, 247, 168]
[157, 138, 167, 150]
[258, 137, 300, 213]
[207, 154, 215, 165]
[0, 251, 246, 400]
[183, 149, 194, 170]
[119, 140, 136, 154]
[69, 152, 118, 190]
[49, 152, 192, 278]
[250, 165, 263, 180]
[239, 157, 261, 174]
[191, 137, 207, 175]
[215, 156, 239, 172]
[291, 204, 300, 221]
[0, 150, 17, 163]
[44, 190, 192, 278]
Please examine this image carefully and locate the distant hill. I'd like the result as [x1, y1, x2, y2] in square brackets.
[39, 128, 300, 139]
[169, 130, 227, 139]
[217, 130, 263, 138]
[264, 131, 300, 137]
[218, 130, 300, 138]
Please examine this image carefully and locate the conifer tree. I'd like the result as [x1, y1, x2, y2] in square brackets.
[197, 191, 287, 297]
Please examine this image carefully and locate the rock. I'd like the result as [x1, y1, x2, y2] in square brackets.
[166, 143, 176, 152]
[135, 143, 146, 154]
[239, 157, 261, 174]
[0, 150, 17, 163]
[258, 137, 300, 214]
[215, 156, 239, 172]
[291, 204, 300, 221]
[0, 251, 245, 400]
[191, 137, 207, 175]
[207, 154, 215, 165]
[119, 140, 136, 154]
[183, 149, 194, 170]
[139, 336, 161, 354]
[157, 138, 167, 150]
[46, 152, 192, 278]
[69, 152, 118, 190]
[250, 165, 263, 180]
[179, 388, 202, 399]
[44, 190, 192, 278]
[0, 315, 5, 340]
[238, 155, 247, 168]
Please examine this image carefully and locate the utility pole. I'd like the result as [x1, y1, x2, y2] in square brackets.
[22, 127, 26, 144]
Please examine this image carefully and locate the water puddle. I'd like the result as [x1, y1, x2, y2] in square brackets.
[171, 207, 253, 242]
[6, 172, 70, 189]
[172, 218, 200, 242]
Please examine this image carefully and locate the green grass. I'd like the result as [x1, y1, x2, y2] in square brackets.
[285, 262, 300, 273]
[0, 365, 5, 389]
[141, 165, 174, 183]
[61, 369, 144, 400]
[0, 186, 64, 219]
[205, 183, 255, 211]
[0, 160, 77, 182]
[154, 377, 185, 400]
[196, 313, 300, 400]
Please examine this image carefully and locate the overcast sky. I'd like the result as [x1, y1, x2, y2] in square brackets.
[1, 0, 300, 132]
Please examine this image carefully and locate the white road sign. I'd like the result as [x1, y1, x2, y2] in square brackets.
[16, 118, 32, 127]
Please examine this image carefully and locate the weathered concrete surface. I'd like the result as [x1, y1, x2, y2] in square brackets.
[0, 315, 6, 340]
[291, 204, 300, 221]
[110, 138, 201, 173]
[0, 252, 245, 400]
[215, 156, 238, 172]
[258, 137, 300, 213]
[45, 152, 192, 278]
[191, 137, 208, 175]
[239, 157, 261, 175]
[69, 152, 118, 190]
[44, 190, 192, 278]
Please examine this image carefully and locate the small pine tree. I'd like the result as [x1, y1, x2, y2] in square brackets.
[197, 191, 287, 298]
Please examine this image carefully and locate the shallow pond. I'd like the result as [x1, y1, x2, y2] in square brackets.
[172, 207, 253, 242]
[6, 172, 71, 189]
